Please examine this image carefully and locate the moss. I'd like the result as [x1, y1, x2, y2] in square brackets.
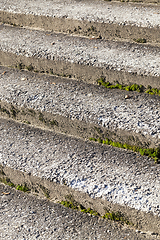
[0, 177, 15, 188]
[59, 201, 132, 224]
[0, 176, 31, 193]
[28, 109, 36, 116]
[24, 121, 31, 124]
[50, 120, 58, 126]
[26, 65, 34, 71]
[16, 184, 30, 192]
[0, 168, 5, 175]
[89, 137, 160, 163]
[49, 69, 53, 75]
[60, 201, 78, 210]
[89, 137, 97, 142]
[39, 112, 45, 123]
[59, 200, 99, 216]
[102, 211, 130, 225]
[133, 38, 146, 43]
[16, 63, 25, 70]
[97, 78, 160, 96]
[39, 185, 50, 198]
[10, 105, 19, 118]
[145, 87, 160, 96]
[0, 105, 10, 116]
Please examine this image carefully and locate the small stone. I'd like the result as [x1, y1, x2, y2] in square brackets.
[21, 77, 27, 81]
[125, 95, 130, 99]
[51, 42, 55, 45]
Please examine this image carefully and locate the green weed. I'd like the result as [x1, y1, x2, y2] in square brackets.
[59, 200, 99, 216]
[39, 112, 45, 122]
[0, 177, 15, 187]
[97, 78, 160, 96]
[133, 38, 146, 43]
[89, 137, 160, 163]
[50, 120, 58, 126]
[0, 106, 10, 116]
[102, 211, 130, 224]
[59, 201, 131, 224]
[16, 184, 30, 192]
[24, 121, 31, 124]
[16, 63, 25, 70]
[26, 65, 34, 71]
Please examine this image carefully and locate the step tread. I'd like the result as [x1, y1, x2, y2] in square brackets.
[1, 0, 160, 28]
[0, 184, 150, 240]
[0, 118, 160, 218]
[0, 67, 159, 147]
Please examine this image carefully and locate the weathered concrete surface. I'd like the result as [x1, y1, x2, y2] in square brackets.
[0, 0, 160, 43]
[1, 184, 156, 240]
[0, 67, 160, 148]
[0, 118, 160, 235]
[0, 25, 160, 88]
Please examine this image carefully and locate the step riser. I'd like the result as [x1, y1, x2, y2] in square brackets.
[1, 164, 160, 235]
[1, 11, 160, 44]
[1, 50, 160, 89]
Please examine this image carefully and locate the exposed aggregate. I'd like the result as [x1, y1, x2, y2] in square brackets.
[1, 0, 160, 28]
[0, 118, 160, 217]
[0, 184, 150, 240]
[0, 67, 160, 142]
[0, 25, 160, 77]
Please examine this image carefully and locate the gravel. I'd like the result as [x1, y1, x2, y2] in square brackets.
[0, 25, 160, 77]
[0, 67, 160, 145]
[1, 0, 160, 28]
[0, 118, 160, 217]
[0, 184, 151, 240]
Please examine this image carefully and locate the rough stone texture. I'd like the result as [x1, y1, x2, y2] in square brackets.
[0, 67, 160, 148]
[0, 0, 160, 28]
[1, 0, 160, 44]
[0, 184, 155, 240]
[0, 24, 159, 77]
[0, 118, 160, 235]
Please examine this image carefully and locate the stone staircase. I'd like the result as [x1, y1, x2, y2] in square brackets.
[0, 0, 160, 238]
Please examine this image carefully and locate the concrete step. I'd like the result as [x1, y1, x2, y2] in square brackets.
[0, 118, 160, 236]
[0, 0, 160, 237]
[0, 25, 160, 89]
[0, 66, 160, 149]
[0, 184, 154, 240]
[0, 0, 160, 44]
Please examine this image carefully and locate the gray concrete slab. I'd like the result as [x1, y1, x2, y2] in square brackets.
[0, 184, 154, 240]
[0, 118, 160, 234]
